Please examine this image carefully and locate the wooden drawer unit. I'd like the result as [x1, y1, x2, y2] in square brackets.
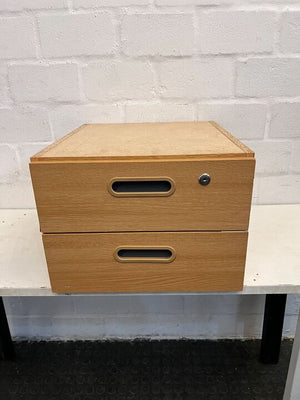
[30, 159, 254, 233]
[30, 121, 255, 293]
[43, 231, 248, 293]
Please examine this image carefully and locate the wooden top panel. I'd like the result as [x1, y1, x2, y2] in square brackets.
[31, 121, 254, 162]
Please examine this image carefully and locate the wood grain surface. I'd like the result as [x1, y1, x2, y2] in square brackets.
[30, 158, 255, 233]
[43, 231, 248, 293]
[31, 121, 254, 162]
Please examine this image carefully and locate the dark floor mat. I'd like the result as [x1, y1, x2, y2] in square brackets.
[0, 339, 292, 400]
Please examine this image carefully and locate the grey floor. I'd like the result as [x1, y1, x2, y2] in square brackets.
[0, 339, 292, 400]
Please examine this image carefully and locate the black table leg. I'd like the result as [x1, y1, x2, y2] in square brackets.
[0, 297, 15, 360]
[260, 293, 287, 364]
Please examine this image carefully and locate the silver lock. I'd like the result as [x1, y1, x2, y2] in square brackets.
[199, 173, 211, 186]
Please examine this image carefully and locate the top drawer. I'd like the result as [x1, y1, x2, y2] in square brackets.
[30, 122, 255, 233]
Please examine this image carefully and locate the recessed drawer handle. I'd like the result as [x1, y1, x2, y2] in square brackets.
[114, 246, 176, 263]
[109, 177, 175, 197]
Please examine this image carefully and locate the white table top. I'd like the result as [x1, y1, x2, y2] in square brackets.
[0, 205, 299, 296]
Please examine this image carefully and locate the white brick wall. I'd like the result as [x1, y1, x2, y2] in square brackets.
[269, 102, 300, 138]
[49, 104, 123, 139]
[0, 144, 19, 183]
[280, 12, 300, 53]
[158, 59, 234, 98]
[291, 142, 300, 173]
[1, 0, 300, 340]
[3, 295, 300, 340]
[0, 106, 51, 142]
[38, 13, 117, 58]
[236, 58, 300, 97]
[243, 140, 291, 175]
[198, 11, 276, 54]
[9, 63, 80, 103]
[74, 0, 149, 7]
[0, 17, 36, 60]
[0, 1, 68, 12]
[197, 103, 267, 139]
[82, 61, 155, 101]
[125, 102, 195, 122]
[121, 14, 194, 56]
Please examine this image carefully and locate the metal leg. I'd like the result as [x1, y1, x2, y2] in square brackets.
[0, 297, 15, 360]
[260, 293, 287, 364]
[283, 309, 300, 400]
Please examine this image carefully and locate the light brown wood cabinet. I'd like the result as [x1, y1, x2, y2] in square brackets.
[30, 121, 255, 293]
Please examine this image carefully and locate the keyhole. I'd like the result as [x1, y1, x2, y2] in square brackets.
[199, 173, 211, 186]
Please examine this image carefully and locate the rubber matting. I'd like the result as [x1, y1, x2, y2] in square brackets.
[0, 339, 292, 400]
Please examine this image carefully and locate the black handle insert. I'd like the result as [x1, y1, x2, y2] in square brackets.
[109, 178, 175, 197]
[112, 180, 171, 193]
[117, 249, 173, 259]
[114, 246, 176, 263]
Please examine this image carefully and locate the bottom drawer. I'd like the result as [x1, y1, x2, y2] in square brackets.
[43, 231, 248, 293]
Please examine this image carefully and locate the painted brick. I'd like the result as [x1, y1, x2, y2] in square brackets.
[286, 295, 300, 315]
[251, 176, 260, 204]
[198, 11, 276, 54]
[159, 0, 300, 5]
[125, 103, 195, 122]
[183, 295, 265, 315]
[129, 295, 184, 314]
[0, 66, 9, 105]
[102, 314, 198, 338]
[0, 0, 67, 11]
[0, 17, 36, 60]
[243, 140, 292, 175]
[73, 0, 149, 7]
[5, 316, 52, 339]
[0, 178, 35, 208]
[82, 61, 155, 101]
[156, 0, 236, 5]
[250, 0, 300, 2]
[158, 59, 233, 99]
[236, 58, 300, 97]
[7, 316, 96, 340]
[0, 107, 51, 143]
[7, 313, 277, 340]
[122, 14, 194, 57]
[39, 13, 116, 58]
[10, 297, 75, 317]
[49, 104, 123, 139]
[9, 63, 80, 103]
[0, 145, 18, 184]
[291, 142, 300, 173]
[2, 298, 23, 315]
[280, 12, 300, 53]
[257, 175, 300, 204]
[269, 102, 300, 138]
[4, 295, 300, 339]
[284, 315, 299, 338]
[74, 296, 132, 316]
[18, 143, 50, 177]
[198, 103, 266, 139]
[203, 314, 265, 339]
[74, 296, 184, 317]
